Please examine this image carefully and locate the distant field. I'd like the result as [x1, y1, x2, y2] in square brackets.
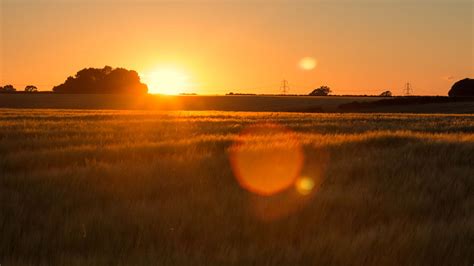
[1, 94, 474, 113]
[1, 109, 473, 265]
[0, 94, 381, 112]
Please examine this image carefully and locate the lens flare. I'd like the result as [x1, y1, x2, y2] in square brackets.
[295, 176, 315, 195]
[299, 57, 317, 70]
[229, 123, 304, 196]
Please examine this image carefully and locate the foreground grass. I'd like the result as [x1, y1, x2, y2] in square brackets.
[1, 109, 473, 265]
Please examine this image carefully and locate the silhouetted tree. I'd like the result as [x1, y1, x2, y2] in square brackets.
[25, 85, 38, 92]
[448, 78, 474, 97]
[0, 85, 16, 92]
[52, 66, 148, 94]
[309, 86, 331, 96]
[379, 90, 392, 97]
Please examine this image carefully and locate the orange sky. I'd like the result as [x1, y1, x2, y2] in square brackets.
[1, 0, 473, 95]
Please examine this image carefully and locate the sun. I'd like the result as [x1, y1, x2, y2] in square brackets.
[140, 68, 192, 95]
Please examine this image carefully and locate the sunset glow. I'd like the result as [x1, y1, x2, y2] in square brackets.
[141, 68, 192, 95]
[1, 1, 472, 95]
[1, 0, 473, 264]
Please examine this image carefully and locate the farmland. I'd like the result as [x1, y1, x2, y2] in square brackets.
[0, 94, 382, 112]
[1, 109, 473, 265]
[1, 94, 474, 113]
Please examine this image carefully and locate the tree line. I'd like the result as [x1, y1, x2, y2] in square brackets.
[309, 79, 473, 97]
[1, 66, 148, 94]
[0, 85, 38, 93]
[308, 86, 393, 97]
[1, 66, 472, 96]
[52, 66, 147, 94]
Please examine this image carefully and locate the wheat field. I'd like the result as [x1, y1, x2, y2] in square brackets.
[1, 109, 473, 265]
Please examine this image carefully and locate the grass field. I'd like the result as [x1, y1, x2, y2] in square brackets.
[1, 109, 473, 265]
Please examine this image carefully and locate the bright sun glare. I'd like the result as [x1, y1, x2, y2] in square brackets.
[141, 68, 191, 95]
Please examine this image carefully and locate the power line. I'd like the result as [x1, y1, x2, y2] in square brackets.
[280, 79, 289, 95]
[404, 82, 412, 96]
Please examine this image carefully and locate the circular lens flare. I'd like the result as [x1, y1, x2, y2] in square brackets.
[299, 57, 317, 70]
[229, 123, 304, 196]
[295, 176, 315, 195]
